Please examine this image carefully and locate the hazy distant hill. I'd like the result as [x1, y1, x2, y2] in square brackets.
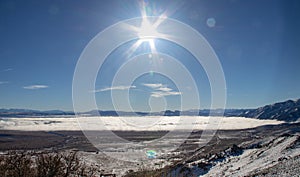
[0, 109, 74, 117]
[238, 99, 300, 122]
[0, 99, 299, 121]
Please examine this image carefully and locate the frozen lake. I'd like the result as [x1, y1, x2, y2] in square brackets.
[0, 116, 283, 131]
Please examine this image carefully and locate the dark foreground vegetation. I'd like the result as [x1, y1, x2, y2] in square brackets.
[0, 151, 98, 177]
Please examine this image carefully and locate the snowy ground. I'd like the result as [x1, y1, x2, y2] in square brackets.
[152, 122, 300, 177]
[203, 134, 300, 177]
[0, 116, 290, 176]
[0, 116, 283, 131]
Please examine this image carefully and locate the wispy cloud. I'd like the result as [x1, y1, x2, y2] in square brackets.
[151, 91, 181, 98]
[142, 83, 163, 89]
[2, 68, 13, 72]
[143, 83, 181, 98]
[23, 85, 49, 90]
[156, 87, 173, 92]
[92, 85, 136, 93]
[0, 81, 9, 85]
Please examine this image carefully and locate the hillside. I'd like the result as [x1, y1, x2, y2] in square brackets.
[239, 99, 300, 122]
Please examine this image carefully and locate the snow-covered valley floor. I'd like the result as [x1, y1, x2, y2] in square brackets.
[1, 116, 298, 176]
[0, 116, 283, 131]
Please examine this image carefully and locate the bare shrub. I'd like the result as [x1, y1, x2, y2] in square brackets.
[62, 151, 80, 177]
[75, 162, 97, 177]
[0, 151, 34, 177]
[0, 151, 98, 177]
[35, 153, 64, 177]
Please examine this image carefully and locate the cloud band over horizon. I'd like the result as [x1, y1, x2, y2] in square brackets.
[92, 85, 136, 93]
[23, 85, 49, 90]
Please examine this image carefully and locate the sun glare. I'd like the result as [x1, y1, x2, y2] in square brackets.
[125, 1, 168, 57]
[138, 18, 160, 39]
[135, 17, 160, 54]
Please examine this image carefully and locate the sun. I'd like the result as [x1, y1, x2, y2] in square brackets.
[136, 17, 160, 53]
[138, 17, 160, 39]
[126, 17, 160, 56]
[124, 2, 168, 57]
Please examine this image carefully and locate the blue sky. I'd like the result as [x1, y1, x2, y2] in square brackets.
[0, 0, 300, 112]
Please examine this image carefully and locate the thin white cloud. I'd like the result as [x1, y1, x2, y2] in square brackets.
[0, 81, 9, 84]
[2, 68, 13, 72]
[92, 85, 136, 93]
[156, 87, 173, 92]
[143, 83, 164, 89]
[23, 85, 49, 90]
[143, 83, 181, 98]
[151, 91, 181, 98]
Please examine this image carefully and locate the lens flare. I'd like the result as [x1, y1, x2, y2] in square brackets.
[125, 2, 168, 57]
[138, 17, 160, 39]
[73, 2, 226, 162]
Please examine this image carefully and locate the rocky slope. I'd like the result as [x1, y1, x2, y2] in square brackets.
[239, 99, 300, 122]
[158, 123, 300, 177]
